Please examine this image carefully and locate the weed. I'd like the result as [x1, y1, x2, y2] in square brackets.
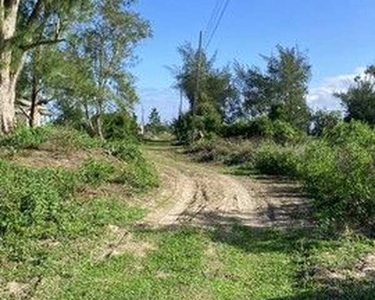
[79, 158, 116, 185]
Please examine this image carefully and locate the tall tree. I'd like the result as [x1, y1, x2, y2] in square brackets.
[0, 0, 90, 133]
[16, 45, 68, 127]
[236, 45, 311, 130]
[66, 0, 151, 139]
[335, 66, 375, 125]
[171, 43, 238, 126]
[146, 107, 163, 135]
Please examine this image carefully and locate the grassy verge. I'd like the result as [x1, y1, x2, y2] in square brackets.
[1, 127, 375, 299]
[6, 225, 373, 300]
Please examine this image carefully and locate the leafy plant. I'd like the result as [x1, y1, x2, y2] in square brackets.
[79, 159, 115, 185]
[253, 143, 301, 177]
[0, 126, 52, 149]
[114, 161, 159, 191]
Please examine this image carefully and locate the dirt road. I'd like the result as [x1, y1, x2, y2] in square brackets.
[141, 142, 310, 229]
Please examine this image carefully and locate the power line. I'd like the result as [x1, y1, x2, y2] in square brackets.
[204, 0, 225, 40]
[204, 0, 231, 49]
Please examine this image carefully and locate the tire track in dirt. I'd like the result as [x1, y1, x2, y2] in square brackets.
[142, 146, 310, 229]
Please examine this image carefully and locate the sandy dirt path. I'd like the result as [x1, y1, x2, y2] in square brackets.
[141, 143, 310, 229]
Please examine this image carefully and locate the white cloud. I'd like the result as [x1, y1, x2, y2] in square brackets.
[307, 67, 366, 111]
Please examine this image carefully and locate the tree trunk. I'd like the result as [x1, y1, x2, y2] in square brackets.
[0, 0, 22, 134]
[83, 99, 95, 134]
[95, 100, 104, 140]
[0, 75, 16, 133]
[96, 113, 104, 140]
[29, 73, 38, 128]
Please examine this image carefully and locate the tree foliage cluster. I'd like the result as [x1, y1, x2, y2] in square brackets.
[0, 0, 151, 139]
[172, 44, 320, 142]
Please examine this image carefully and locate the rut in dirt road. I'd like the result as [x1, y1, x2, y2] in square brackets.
[142, 144, 311, 229]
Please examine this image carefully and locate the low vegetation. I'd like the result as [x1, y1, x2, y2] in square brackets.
[0, 126, 159, 299]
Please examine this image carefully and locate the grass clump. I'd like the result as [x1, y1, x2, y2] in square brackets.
[105, 140, 160, 191]
[79, 158, 116, 185]
[115, 161, 159, 191]
[48, 126, 104, 150]
[0, 126, 52, 149]
[105, 140, 144, 163]
[0, 160, 77, 239]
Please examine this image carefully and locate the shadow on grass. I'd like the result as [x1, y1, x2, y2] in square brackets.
[133, 222, 375, 300]
[270, 280, 375, 300]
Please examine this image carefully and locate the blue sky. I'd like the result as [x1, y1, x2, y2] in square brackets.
[132, 0, 375, 122]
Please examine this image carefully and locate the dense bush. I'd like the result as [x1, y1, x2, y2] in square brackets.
[324, 120, 375, 148]
[253, 143, 301, 177]
[300, 122, 375, 229]
[221, 117, 303, 144]
[114, 161, 159, 191]
[104, 140, 159, 190]
[102, 111, 139, 140]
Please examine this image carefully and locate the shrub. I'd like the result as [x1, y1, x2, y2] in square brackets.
[48, 126, 104, 150]
[221, 140, 258, 166]
[301, 139, 375, 229]
[221, 117, 304, 144]
[0, 161, 78, 238]
[221, 117, 273, 139]
[102, 111, 139, 140]
[310, 109, 342, 136]
[0, 126, 52, 149]
[105, 140, 143, 163]
[79, 159, 115, 185]
[253, 143, 301, 177]
[115, 161, 159, 191]
[272, 120, 303, 144]
[324, 120, 375, 148]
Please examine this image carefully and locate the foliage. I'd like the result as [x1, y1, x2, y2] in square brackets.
[114, 161, 159, 191]
[324, 120, 375, 148]
[105, 140, 143, 163]
[300, 121, 375, 229]
[0, 126, 52, 149]
[79, 159, 115, 185]
[0, 161, 78, 238]
[48, 0, 151, 138]
[235, 45, 311, 130]
[102, 110, 139, 140]
[104, 140, 159, 190]
[145, 108, 166, 136]
[186, 138, 259, 167]
[335, 66, 375, 125]
[47, 126, 104, 150]
[310, 109, 342, 136]
[253, 143, 301, 177]
[170, 42, 239, 138]
[221, 116, 303, 144]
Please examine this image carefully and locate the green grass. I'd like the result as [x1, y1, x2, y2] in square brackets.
[2, 188, 375, 300]
[4, 226, 372, 300]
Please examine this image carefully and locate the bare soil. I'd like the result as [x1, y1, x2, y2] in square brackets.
[141, 144, 311, 229]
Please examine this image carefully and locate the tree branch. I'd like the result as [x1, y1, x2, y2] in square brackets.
[17, 105, 32, 121]
[20, 38, 65, 51]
